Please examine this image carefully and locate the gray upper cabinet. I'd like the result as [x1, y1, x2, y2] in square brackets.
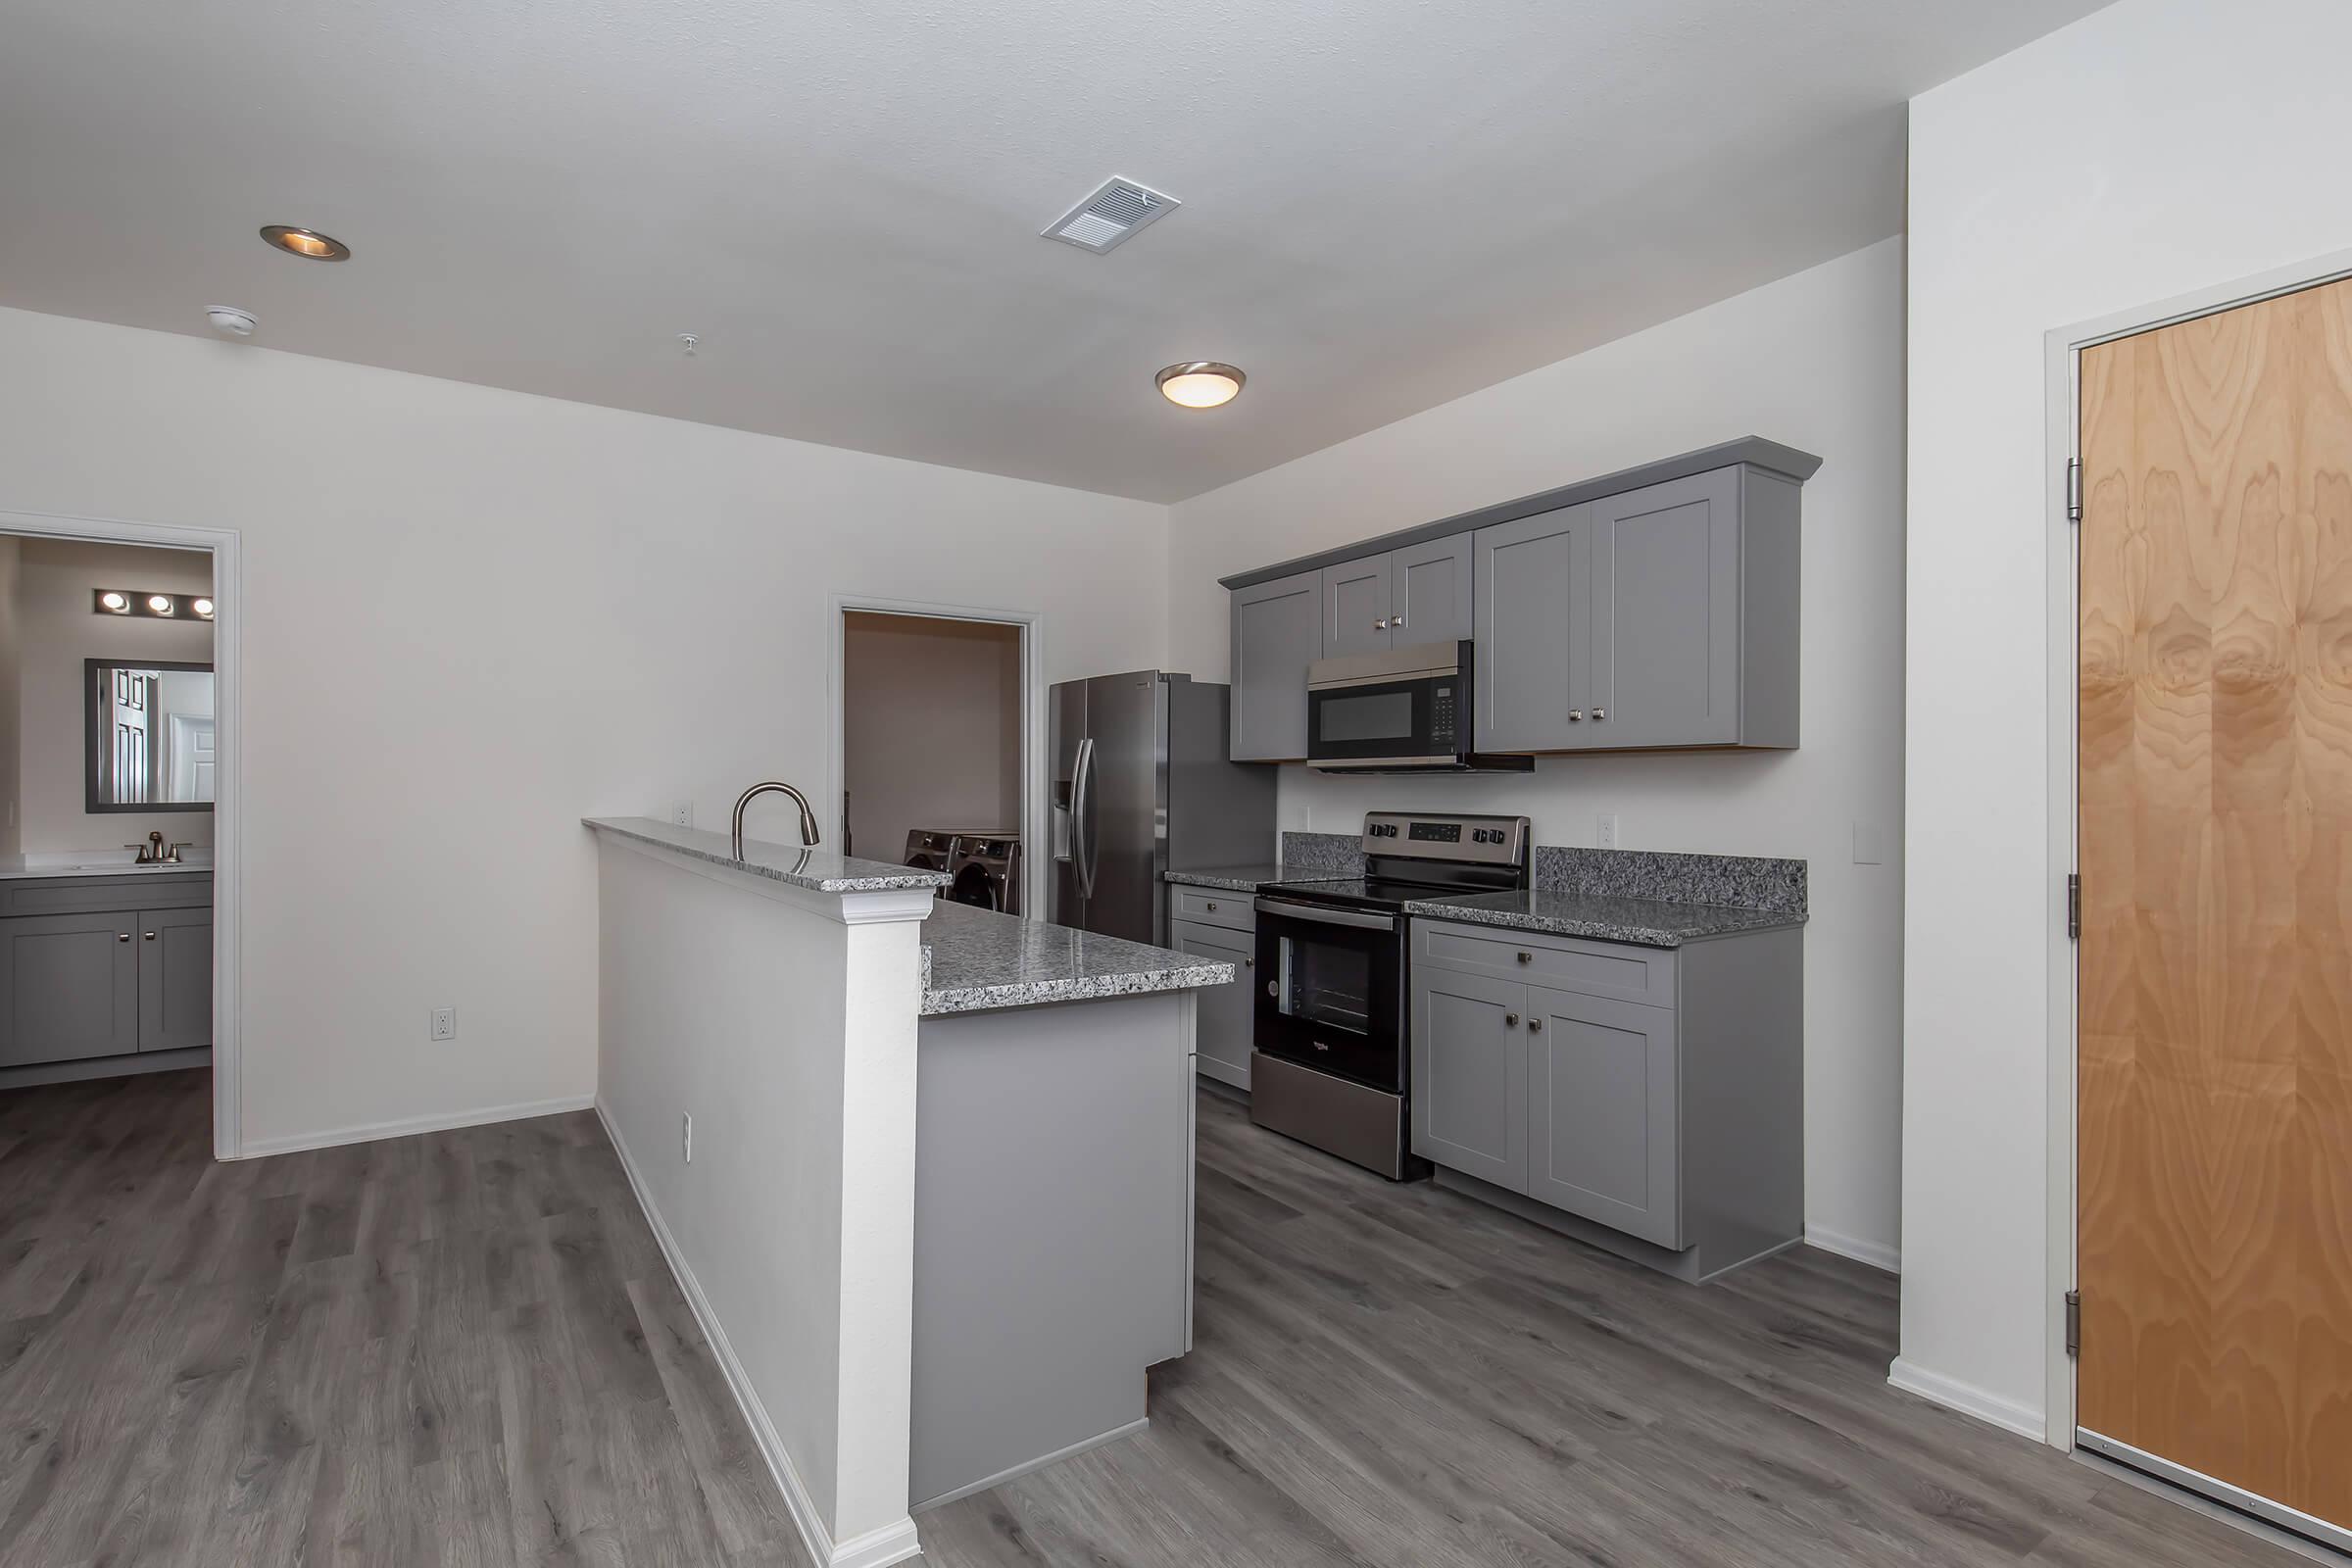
[1390, 534, 1473, 650]
[1229, 569, 1322, 761]
[1221, 440, 1813, 760]
[139, 906, 215, 1053]
[1473, 503, 1592, 754]
[0, 911, 141, 1066]
[1319, 555, 1393, 660]
[1410, 965, 1527, 1190]
[1523, 985, 1680, 1249]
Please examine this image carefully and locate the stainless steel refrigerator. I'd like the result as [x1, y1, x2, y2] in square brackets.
[1049, 671, 1275, 946]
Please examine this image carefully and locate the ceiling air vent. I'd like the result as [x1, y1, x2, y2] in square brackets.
[1041, 177, 1180, 254]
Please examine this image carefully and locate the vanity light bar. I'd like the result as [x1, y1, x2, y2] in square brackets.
[93, 590, 213, 620]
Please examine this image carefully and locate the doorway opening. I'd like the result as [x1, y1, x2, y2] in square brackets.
[0, 528, 229, 1157]
[839, 606, 1032, 917]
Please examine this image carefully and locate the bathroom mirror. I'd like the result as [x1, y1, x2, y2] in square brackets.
[85, 659, 215, 811]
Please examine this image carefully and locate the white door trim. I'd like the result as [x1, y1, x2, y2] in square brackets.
[0, 507, 245, 1160]
[827, 594, 1045, 916]
[2040, 243, 2352, 1449]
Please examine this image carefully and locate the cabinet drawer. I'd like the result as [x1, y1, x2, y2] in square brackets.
[1, 875, 213, 917]
[1170, 886, 1254, 933]
[1414, 919, 1674, 1007]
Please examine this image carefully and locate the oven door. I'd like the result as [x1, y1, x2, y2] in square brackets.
[1251, 898, 1405, 1092]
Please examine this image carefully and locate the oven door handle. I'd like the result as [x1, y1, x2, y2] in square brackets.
[1252, 897, 1397, 933]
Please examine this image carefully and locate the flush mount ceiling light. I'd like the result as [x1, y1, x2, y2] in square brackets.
[1155, 362, 1246, 410]
[260, 224, 350, 261]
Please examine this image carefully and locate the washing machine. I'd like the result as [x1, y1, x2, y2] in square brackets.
[903, 829, 960, 899]
[947, 834, 1021, 915]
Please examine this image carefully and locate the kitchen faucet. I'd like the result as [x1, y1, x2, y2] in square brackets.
[730, 781, 821, 859]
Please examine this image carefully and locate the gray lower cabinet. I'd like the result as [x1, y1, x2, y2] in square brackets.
[1409, 916, 1801, 1282]
[0, 912, 140, 1066]
[0, 878, 214, 1067]
[139, 906, 215, 1053]
[1410, 966, 1526, 1189]
[1524, 985, 1679, 1249]
[1171, 916, 1255, 1091]
[1229, 568, 1322, 761]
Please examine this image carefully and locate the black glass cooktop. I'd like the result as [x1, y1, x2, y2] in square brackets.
[1254, 876, 1463, 914]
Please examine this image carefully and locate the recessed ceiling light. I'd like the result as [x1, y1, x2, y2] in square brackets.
[260, 224, 350, 262]
[1156, 362, 1246, 410]
[100, 592, 128, 612]
[193, 598, 215, 617]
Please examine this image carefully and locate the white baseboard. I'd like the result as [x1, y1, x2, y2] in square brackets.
[596, 1099, 921, 1568]
[238, 1092, 598, 1158]
[1805, 1224, 1901, 1274]
[1887, 1357, 2046, 1442]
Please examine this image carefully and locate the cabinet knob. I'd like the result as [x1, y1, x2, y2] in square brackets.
[1504, 1012, 1520, 1027]
[1569, 709, 1585, 722]
[143, 932, 156, 942]
[1516, 951, 1532, 964]
[1393, 614, 1405, 627]
[118, 933, 131, 943]
[1205, 901, 1218, 911]
[1527, 1017, 1544, 1033]
[1374, 617, 1391, 630]
[1592, 708, 1606, 720]
[1244, 956, 1254, 968]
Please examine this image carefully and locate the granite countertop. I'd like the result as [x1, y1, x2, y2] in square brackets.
[1163, 864, 1351, 893]
[919, 899, 1236, 1016]
[0, 859, 215, 882]
[584, 816, 949, 894]
[1406, 888, 1804, 949]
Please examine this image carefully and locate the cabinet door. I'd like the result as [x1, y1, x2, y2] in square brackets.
[1172, 920, 1255, 1090]
[1391, 534, 1473, 650]
[1410, 967, 1527, 1189]
[1229, 570, 1322, 761]
[139, 906, 214, 1052]
[1473, 503, 1592, 752]
[1586, 469, 1741, 748]
[0, 912, 140, 1066]
[1525, 986, 1680, 1248]
[1319, 554, 1393, 659]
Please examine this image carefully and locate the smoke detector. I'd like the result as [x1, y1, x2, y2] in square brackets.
[206, 307, 257, 337]
[1041, 177, 1180, 254]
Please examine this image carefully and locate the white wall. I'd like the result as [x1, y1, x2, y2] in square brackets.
[11, 538, 215, 852]
[0, 537, 19, 858]
[842, 612, 1021, 861]
[1902, 0, 2352, 1437]
[0, 305, 1166, 1152]
[1168, 239, 1908, 1264]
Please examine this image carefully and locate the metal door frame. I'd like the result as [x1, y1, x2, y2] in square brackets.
[2042, 246, 2352, 1551]
[0, 507, 243, 1159]
[829, 594, 1044, 917]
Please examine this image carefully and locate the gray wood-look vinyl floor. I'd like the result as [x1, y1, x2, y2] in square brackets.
[0, 1070, 2312, 1567]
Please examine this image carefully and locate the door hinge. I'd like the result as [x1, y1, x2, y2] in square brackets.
[2066, 873, 2081, 940]
[2066, 459, 2082, 523]
[2065, 1290, 2082, 1356]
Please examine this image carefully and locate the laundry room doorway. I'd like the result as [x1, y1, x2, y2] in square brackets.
[835, 601, 1035, 916]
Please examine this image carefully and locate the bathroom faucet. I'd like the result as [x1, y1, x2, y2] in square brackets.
[730, 781, 821, 859]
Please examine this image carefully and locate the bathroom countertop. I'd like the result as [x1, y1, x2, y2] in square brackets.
[0, 859, 214, 881]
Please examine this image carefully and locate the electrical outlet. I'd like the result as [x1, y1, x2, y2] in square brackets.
[671, 801, 693, 828]
[1595, 812, 1619, 851]
[430, 1006, 457, 1042]
[682, 1112, 693, 1164]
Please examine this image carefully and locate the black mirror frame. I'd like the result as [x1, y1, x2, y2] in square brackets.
[84, 657, 215, 814]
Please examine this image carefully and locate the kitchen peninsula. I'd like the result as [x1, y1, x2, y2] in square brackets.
[586, 816, 1228, 1568]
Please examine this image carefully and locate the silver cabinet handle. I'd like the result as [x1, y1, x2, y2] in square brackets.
[118, 933, 131, 943]
[1374, 617, 1391, 629]
[1504, 1012, 1520, 1027]
[1528, 1017, 1544, 1033]
[1205, 901, 1218, 911]
[1516, 951, 1532, 964]
[1569, 710, 1586, 722]
[1393, 614, 1405, 627]
[1244, 957, 1254, 968]
[143, 932, 156, 941]
[1592, 708, 1606, 720]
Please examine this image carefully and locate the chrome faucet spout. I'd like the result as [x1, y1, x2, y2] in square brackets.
[730, 781, 821, 859]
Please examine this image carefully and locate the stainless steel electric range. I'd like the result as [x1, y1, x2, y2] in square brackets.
[1249, 811, 1531, 1179]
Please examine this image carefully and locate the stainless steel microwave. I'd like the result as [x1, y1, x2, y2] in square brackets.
[1304, 641, 1533, 773]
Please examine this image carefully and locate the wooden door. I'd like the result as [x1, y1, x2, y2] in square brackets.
[1473, 503, 1592, 753]
[1319, 554, 1393, 659]
[1391, 534, 1473, 650]
[2077, 273, 2352, 1534]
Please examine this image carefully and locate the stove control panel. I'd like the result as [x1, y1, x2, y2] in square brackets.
[1358, 812, 1530, 865]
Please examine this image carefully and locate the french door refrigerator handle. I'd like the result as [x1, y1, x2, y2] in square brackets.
[1072, 736, 1098, 896]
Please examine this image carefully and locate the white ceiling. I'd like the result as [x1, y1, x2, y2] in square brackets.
[0, 0, 2104, 502]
